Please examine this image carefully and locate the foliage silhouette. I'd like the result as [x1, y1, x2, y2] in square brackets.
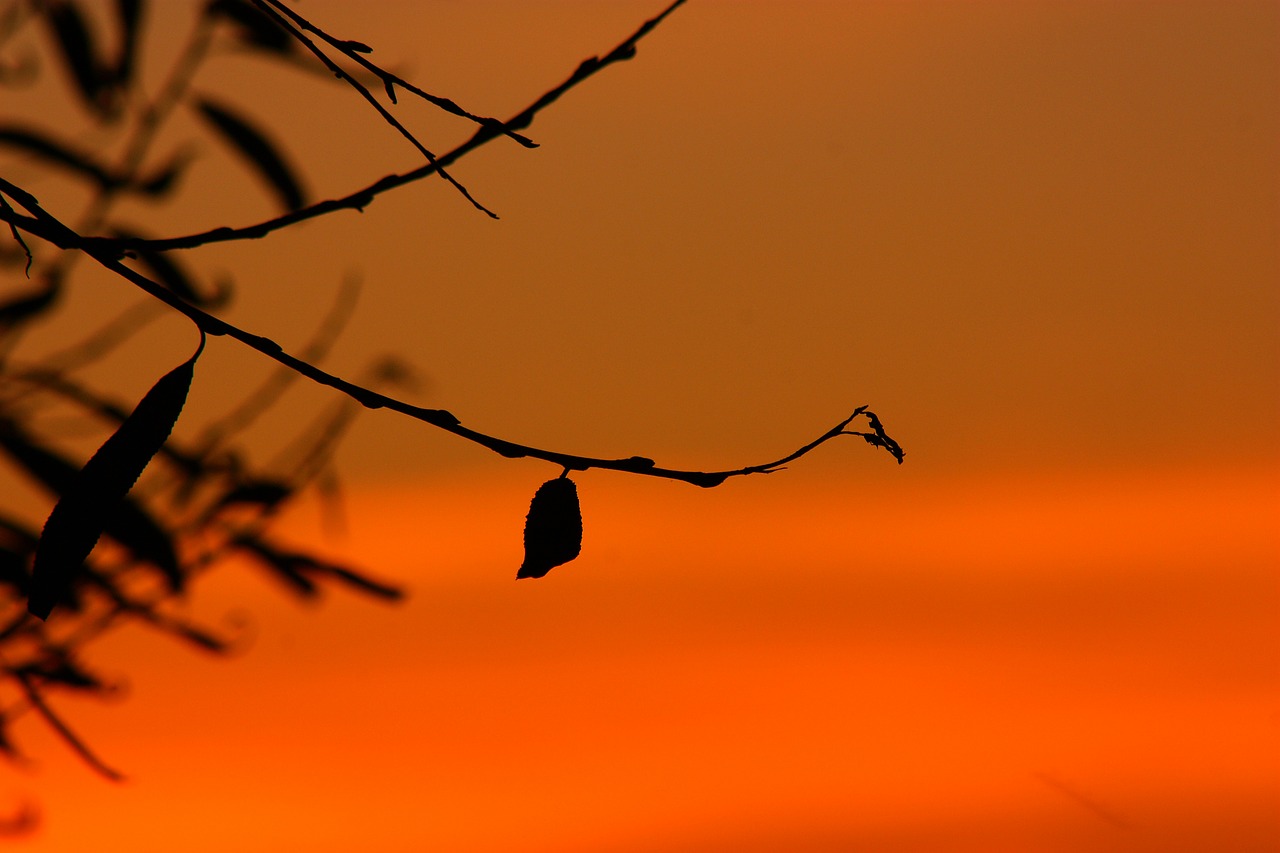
[0, 0, 902, 826]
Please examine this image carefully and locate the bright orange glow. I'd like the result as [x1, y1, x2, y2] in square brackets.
[12, 465, 1278, 851]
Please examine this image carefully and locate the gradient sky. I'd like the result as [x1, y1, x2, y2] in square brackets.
[2, 1, 1277, 850]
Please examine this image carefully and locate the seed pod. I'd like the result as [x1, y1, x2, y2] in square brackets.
[517, 476, 582, 579]
[28, 338, 203, 619]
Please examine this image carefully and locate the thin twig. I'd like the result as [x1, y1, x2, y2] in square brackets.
[250, 0, 498, 219]
[255, 0, 536, 148]
[77, 0, 689, 256]
[0, 195, 32, 276]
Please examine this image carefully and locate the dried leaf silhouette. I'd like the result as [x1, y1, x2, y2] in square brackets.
[517, 476, 582, 579]
[193, 97, 306, 212]
[25, 338, 203, 619]
[38, 0, 117, 119]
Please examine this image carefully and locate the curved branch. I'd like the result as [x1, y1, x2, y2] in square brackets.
[0, 178, 903, 487]
[78, 0, 689, 257]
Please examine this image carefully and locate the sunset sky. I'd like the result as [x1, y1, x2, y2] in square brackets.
[2, 1, 1277, 851]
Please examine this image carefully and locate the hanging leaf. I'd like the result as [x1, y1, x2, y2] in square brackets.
[26, 338, 203, 619]
[0, 126, 189, 196]
[0, 419, 180, 591]
[192, 97, 307, 212]
[517, 476, 582, 579]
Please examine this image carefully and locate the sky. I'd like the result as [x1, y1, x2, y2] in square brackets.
[1, 1, 1277, 851]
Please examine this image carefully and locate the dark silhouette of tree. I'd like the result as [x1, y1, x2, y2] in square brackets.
[0, 0, 901, 826]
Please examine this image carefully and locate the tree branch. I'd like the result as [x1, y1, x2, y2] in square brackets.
[249, 0, 499, 219]
[0, 176, 902, 487]
[78, 0, 689, 257]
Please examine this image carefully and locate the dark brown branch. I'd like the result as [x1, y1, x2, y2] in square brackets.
[76, 0, 689, 256]
[254, 0, 536, 148]
[249, 0, 498, 219]
[0, 177, 902, 486]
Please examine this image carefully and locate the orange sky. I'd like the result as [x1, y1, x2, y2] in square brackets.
[2, 1, 1277, 851]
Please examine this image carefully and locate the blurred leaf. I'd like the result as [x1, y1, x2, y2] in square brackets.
[234, 535, 402, 600]
[193, 96, 306, 212]
[216, 479, 293, 510]
[0, 280, 59, 331]
[111, 0, 144, 87]
[0, 126, 114, 185]
[113, 227, 227, 307]
[204, 0, 293, 55]
[232, 535, 317, 597]
[37, 0, 119, 119]
[16, 654, 108, 693]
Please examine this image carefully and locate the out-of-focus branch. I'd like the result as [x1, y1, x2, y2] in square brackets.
[12, 671, 122, 781]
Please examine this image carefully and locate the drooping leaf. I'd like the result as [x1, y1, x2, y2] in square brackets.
[0, 418, 183, 591]
[192, 97, 306, 212]
[0, 280, 59, 330]
[517, 476, 582, 579]
[23, 339, 202, 619]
